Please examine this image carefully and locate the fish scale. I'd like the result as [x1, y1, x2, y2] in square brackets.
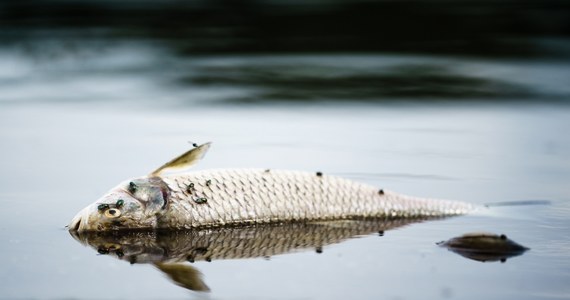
[158, 168, 473, 229]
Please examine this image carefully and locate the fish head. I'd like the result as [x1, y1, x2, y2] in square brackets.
[68, 176, 170, 232]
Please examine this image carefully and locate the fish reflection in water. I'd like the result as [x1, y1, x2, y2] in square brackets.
[70, 218, 433, 292]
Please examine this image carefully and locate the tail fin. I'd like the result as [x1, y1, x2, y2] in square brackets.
[469, 199, 551, 220]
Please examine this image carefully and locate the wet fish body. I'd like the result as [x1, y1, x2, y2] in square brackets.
[160, 169, 472, 228]
[69, 143, 475, 232]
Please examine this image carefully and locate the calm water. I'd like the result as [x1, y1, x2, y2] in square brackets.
[1, 41, 570, 300]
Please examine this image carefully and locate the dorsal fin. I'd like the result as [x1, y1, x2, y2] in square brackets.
[150, 142, 212, 176]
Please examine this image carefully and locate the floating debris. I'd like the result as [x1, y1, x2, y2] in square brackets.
[437, 232, 529, 263]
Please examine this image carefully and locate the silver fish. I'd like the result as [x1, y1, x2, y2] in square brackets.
[68, 142, 474, 232]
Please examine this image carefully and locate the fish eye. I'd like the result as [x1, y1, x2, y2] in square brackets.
[104, 208, 122, 218]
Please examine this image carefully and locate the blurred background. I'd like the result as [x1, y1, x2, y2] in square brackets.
[2, 0, 570, 56]
[1, 0, 569, 105]
[1, 1, 570, 299]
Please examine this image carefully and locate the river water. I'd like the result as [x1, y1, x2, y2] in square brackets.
[0, 40, 569, 299]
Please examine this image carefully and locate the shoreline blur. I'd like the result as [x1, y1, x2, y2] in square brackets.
[1, 0, 569, 58]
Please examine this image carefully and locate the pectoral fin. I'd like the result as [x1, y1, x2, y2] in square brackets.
[150, 142, 212, 176]
[154, 263, 210, 292]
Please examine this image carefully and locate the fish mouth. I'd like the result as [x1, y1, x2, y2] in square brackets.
[70, 217, 81, 231]
[68, 206, 91, 233]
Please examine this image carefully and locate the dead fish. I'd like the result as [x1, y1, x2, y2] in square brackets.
[437, 232, 529, 263]
[68, 142, 475, 232]
[70, 219, 426, 292]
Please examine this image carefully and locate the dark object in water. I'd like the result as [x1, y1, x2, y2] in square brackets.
[437, 232, 529, 263]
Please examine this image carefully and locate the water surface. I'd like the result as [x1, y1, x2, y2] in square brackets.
[0, 43, 569, 299]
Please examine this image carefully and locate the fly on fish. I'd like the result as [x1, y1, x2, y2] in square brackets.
[68, 142, 475, 232]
